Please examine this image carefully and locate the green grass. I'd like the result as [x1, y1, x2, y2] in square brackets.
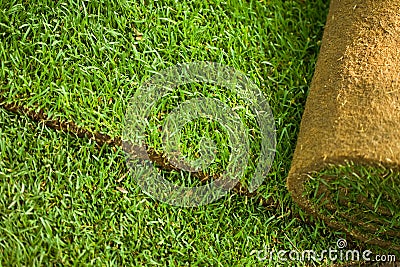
[1, 0, 398, 265]
[304, 162, 400, 248]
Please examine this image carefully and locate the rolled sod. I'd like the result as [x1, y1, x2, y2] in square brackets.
[287, 0, 400, 250]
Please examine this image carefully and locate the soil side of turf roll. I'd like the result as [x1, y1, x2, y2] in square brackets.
[287, 0, 400, 250]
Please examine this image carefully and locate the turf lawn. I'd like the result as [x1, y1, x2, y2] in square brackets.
[0, 0, 398, 266]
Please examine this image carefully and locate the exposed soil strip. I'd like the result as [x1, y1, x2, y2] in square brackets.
[0, 96, 274, 207]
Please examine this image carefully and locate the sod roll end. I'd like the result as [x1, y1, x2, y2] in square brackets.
[287, 0, 400, 250]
